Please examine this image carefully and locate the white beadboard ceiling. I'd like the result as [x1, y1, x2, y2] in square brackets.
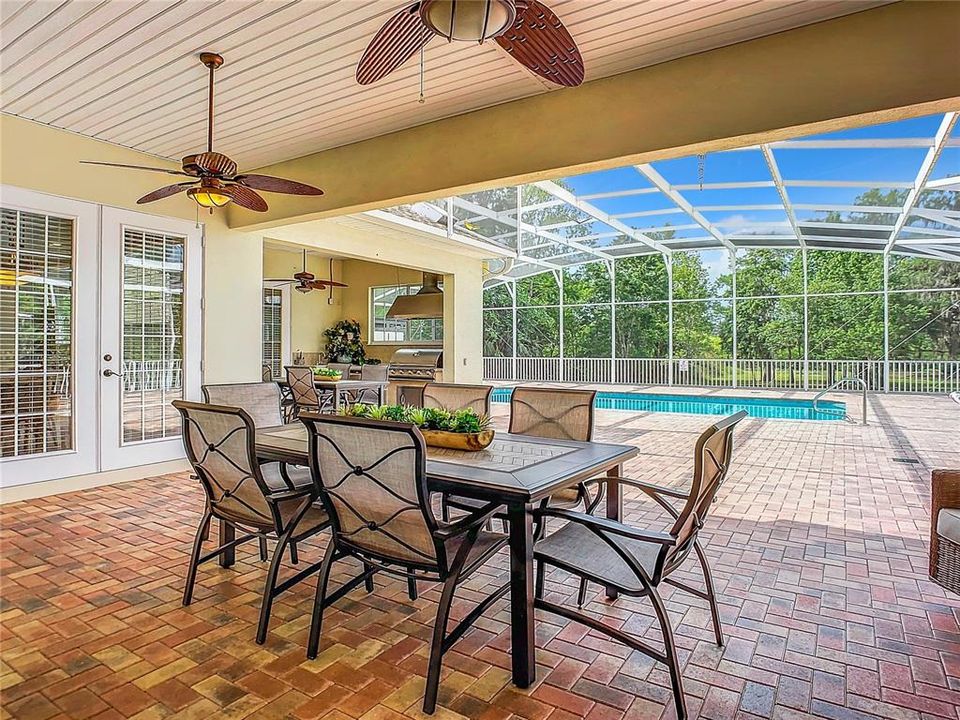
[1, 0, 891, 171]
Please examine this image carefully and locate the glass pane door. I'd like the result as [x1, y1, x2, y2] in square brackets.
[121, 228, 184, 443]
[1, 209, 74, 458]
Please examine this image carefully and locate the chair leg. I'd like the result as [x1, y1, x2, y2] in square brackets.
[648, 586, 687, 720]
[407, 573, 418, 601]
[258, 536, 268, 562]
[423, 571, 460, 714]
[576, 579, 588, 608]
[290, 541, 299, 565]
[182, 511, 212, 606]
[307, 542, 337, 660]
[364, 563, 375, 593]
[694, 540, 724, 647]
[256, 531, 294, 645]
[440, 498, 450, 522]
[535, 561, 545, 600]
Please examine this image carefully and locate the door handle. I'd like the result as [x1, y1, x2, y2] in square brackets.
[102, 368, 124, 378]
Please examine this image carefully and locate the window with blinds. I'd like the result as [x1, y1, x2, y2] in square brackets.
[121, 228, 185, 443]
[262, 288, 282, 378]
[0, 208, 74, 458]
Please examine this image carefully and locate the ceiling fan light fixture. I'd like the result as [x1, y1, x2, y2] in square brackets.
[420, 0, 515, 42]
[187, 186, 231, 208]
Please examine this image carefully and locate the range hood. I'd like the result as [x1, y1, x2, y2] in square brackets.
[386, 272, 444, 319]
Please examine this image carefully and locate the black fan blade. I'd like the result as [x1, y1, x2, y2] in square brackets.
[81, 160, 193, 177]
[357, 3, 433, 85]
[137, 182, 198, 204]
[234, 174, 324, 196]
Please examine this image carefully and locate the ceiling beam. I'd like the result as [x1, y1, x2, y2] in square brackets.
[634, 164, 735, 251]
[885, 111, 958, 252]
[531, 180, 671, 255]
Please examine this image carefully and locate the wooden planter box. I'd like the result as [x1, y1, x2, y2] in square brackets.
[420, 429, 495, 452]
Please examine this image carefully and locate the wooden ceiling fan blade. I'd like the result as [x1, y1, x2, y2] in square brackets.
[192, 151, 237, 177]
[81, 160, 194, 177]
[496, 0, 584, 87]
[137, 182, 198, 204]
[311, 279, 347, 288]
[221, 183, 268, 212]
[234, 174, 324, 195]
[357, 3, 433, 85]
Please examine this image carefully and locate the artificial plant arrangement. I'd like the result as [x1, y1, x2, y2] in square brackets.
[338, 404, 494, 451]
[323, 319, 366, 364]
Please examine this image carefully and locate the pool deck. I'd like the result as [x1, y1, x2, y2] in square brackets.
[2, 387, 959, 719]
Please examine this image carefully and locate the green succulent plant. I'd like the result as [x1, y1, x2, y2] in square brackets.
[335, 403, 491, 434]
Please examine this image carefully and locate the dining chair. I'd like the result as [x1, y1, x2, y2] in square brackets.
[531, 410, 747, 720]
[326, 362, 353, 378]
[423, 383, 493, 415]
[443, 386, 598, 521]
[261, 364, 273, 382]
[931, 468, 960, 594]
[354, 363, 389, 404]
[202, 381, 312, 561]
[173, 400, 331, 645]
[285, 365, 331, 416]
[299, 413, 509, 714]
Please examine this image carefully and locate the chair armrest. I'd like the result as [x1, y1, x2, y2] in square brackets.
[585, 475, 690, 499]
[930, 469, 960, 577]
[435, 500, 503, 541]
[536, 507, 676, 546]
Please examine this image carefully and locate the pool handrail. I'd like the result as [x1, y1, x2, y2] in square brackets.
[813, 376, 868, 425]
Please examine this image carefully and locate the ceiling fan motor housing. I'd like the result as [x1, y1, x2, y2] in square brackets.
[420, 0, 516, 42]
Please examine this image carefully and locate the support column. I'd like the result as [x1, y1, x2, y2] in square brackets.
[802, 247, 809, 390]
[557, 270, 564, 382]
[510, 280, 518, 381]
[608, 260, 617, 384]
[667, 256, 674, 386]
[731, 249, 738, 389]
[883, 251, 890, 392]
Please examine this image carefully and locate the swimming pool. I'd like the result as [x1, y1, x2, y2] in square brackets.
[490, 388, 846, 421]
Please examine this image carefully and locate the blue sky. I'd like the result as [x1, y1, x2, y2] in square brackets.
[557, 112, 958, 283]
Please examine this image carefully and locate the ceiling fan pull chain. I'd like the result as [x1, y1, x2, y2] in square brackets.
[418, 44, 425, 104]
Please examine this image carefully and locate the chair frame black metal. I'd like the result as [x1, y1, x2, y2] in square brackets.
[174, 400, 331, 645]
[532, 411, 746, 720]
[300, 412, 509, 714]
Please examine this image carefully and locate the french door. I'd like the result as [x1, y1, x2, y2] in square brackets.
[0, 188, 202, 487]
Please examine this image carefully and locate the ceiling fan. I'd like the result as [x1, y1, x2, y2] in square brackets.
[265, 251, 347, 294]
[357, 0, 583, 88]
[81, 53, 323, 213]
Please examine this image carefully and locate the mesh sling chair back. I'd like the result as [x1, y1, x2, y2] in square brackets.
[173, 400, 330, 644]
[353, 363, 389, 404]
[300, 413, 509, 714]
[285, 365, 328, 416]
[262, 364, 273, 382]
[532, 410, 747, 720]
[423, 383, 493, 415]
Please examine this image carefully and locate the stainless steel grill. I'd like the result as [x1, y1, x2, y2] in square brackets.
[388, 348, 443, 381]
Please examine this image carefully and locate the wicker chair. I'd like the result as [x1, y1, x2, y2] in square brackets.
[532, 411, 746, 720]
[423, 383, 493, 415]
[931, 469, 960, 594]
[300, 413, 509, 714]
[443, 386, 598, 521]
[285, 365, 332, 416]
[173, 400, 330, 645]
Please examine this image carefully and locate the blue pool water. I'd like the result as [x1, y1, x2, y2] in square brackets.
[490, 388, 845, 421]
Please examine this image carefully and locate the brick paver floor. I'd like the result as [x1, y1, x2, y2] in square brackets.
[3, 388, 959, 719]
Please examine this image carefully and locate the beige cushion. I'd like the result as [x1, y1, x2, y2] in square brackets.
[938, 508, 960, 543]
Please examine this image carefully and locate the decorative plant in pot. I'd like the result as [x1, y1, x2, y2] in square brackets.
[323, 319, 366, 364]
[338, 404, 494, 451]
[312, 366, 342, 382]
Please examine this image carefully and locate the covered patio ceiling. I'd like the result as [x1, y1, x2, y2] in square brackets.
[374, 111, 960, 283]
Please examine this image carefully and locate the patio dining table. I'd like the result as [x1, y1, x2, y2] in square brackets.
[278, 379, 387, 411]
[252, 423, 638, 688]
